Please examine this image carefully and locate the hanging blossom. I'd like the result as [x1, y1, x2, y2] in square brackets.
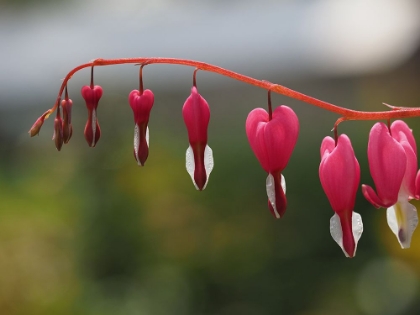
[182, 86, 214, 190]
[128, 89, 154, 166]
[245, 106, 299, 218]
[362, 121, 420, 248]
[319, 134, 363, 257]
[81, 85, 103, 147]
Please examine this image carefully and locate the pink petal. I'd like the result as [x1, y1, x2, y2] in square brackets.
[81, 85, 103, 111]
[365, 122, 406, 208]
[245, 106, 299, 173]
[391, 120, 417, 155]
[245, 108, 270, 172]
[361, 184, 383, 209]
[319, 135, 360, 214]
[182, 87, 210, 145]
[263, 106, 299, 172]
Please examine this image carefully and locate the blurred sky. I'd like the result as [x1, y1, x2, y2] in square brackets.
[1, 0, 420, 105]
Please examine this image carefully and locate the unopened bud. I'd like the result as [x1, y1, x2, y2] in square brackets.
[28, 110, 51, 137]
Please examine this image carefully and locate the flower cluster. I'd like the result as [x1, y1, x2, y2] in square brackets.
[28, 60, 420, 258]
[29, 68, 214, 192]
[244, 97, 419, 257]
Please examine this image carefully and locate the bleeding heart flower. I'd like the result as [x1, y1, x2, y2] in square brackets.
[52, 107, 64, 151]
[319, 134, 363, 257]
[81, 85, 103, 147]
[182, 86, 214, 190]
[129, 89, 154, 166]
[245, 106, 299, 218]
[362, 121, 419, 248]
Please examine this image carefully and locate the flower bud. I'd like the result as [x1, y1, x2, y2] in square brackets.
[28, 110, 50, 137]
[61, 98, 73, 144]
[52, 108, 64, 151]
[81, 85, 103, 147]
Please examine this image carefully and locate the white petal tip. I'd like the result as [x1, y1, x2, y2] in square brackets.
[266, 174, 285, 219]
[186, 145, 214, 190]
[330, 212, 363, 258]
[387, 202, 418, 249]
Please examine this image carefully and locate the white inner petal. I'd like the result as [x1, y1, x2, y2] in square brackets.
[281, 174, 286, 194]
[146, 126, 149, 147]
[133, 124, 140, 165]
[202, 145, 214, 190]
[330, 212, 363, 257]
[186, 145, 198, 190]
[266, 174, 278, 218]
[387, 201, 418, 249]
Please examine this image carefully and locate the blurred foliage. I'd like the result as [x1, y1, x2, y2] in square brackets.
[1, 28, 420, 315]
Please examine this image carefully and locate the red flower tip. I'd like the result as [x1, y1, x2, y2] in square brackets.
[128, 89, 155, 166]
[81, 85, 103, 147]
[182, 86, 214, 190]
[245, 106, 299, 217]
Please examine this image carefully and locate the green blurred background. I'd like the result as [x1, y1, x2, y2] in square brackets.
[1, 0, 420, 314]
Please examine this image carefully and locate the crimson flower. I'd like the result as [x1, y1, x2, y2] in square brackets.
[81, 85, 103, 147]
[245, 106, 299, 218]
[129, 89, 154, 166]
[182, 86, 214, 190]
[362, 121, 419, 248]
[319, 135, 363, 257]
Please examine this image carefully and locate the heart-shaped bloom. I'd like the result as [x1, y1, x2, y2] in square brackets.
[129, 89, 154, 166]
[81, 85, 103, 147]
[182, 86, 214, 190]
[362, 121, 419, 248]
[319, 134, 363, 257]
[245, 106, 299, 218]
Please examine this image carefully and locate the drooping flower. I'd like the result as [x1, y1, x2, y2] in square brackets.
[319, 134, 363, 257]
[61, 98, 73, 144]
[81, 85, 103, 147]
[182, 86, 214, 190]
[362, 121, 419, 248]
[128, 89, 154, 166]
[245, 106, 299, 218]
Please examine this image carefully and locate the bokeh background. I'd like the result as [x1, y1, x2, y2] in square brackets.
[1, 0, 420, 314]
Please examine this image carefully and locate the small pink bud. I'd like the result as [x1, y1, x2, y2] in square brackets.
[28, 110, 50, 137]
[128, 89, 154, 166]
[61, 98, 73, 144]
[81, 85, 103, 147]
[52, 108, 64, 151]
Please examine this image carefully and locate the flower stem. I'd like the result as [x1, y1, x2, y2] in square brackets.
[47, 57, 420, 122]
